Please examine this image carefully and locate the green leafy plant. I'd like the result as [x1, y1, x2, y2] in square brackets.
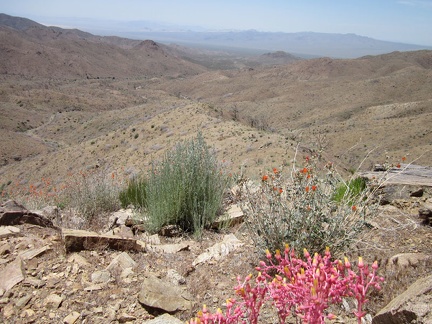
[119, 176, 147, 209]
[143, 132, 229, 237]
[333, 176, 367, 205]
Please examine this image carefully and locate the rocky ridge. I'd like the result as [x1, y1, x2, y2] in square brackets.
[1, 169, 432, 323]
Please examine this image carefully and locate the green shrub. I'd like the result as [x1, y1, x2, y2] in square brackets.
[143, 132, 229, 237]
[119, 176, 147, 209]
[333, 176, 367, 205]
[241, 156, 378, 256]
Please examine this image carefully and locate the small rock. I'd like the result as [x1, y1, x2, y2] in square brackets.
[138, 274, 193, 312]
[118, 313, 137, 323]
[109, 209, 134, 227]
[107, 252, 137, 272]
[84, 284, 104, 291]
[0, 242, 12, 255]
[0, 297, 9, 304]
[166, 269, 186, 285]
[143, 313, 184, 324]
[20, 309, 35, 318]
[112, 225, 134, 238]
[44, 293, 64, 309]
[2, 303, 15, 318]
[63, 311, 80, 324]
[143, 233, 161, 245]
[91, 270, 112, 284]
[120, 267, 135, 280]
[68, 253, 91, 267]
[410, 188, 424, 197]
[23, 277, 45, 288]
[16, 294, 32, 308]
[92, 306, 104, 314]
[386, 253, 431, 270]
[0, 225, 20, 238]
[159, 224, 183, 237]
[418, 207, 432, 225]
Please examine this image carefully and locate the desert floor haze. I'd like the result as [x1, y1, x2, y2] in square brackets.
[1, 13, 432, 324]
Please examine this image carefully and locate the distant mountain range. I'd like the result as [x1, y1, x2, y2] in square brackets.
[15, 14, 432, 58]
[0, 13, 207, 78]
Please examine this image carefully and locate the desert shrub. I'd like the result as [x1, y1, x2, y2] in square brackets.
[1, 169, 124, 219]
[241, 155, 378, 255]
[143, 132, 229, 236]
[333, 176, 367, 205]
[119, 176, 147, 209]
[62, 168, 123, 219]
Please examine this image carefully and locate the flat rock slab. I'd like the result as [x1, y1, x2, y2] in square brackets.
[138, 275, 193, 313]
[18, 246, 51, 260]
[62, 229, 146, 253]
[373, 274, 432, 324]
[193, 233, 244, 266]
[0, 225, 20, 238]
[0, 258, 25, 291]
[386, 253, 431, 270]
[0, 200, 54, 228]
[361, 164, 432, 187]
[146, 242, 190, 254]
[211, 204, 244, 229]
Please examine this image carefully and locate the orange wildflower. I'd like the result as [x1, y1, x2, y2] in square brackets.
[311, 185, 317, 191]
[279, 187, 283, 194]
[352, 205, 357, 211]
[402, 156, 406, 162]
[273, 167, 279, 174]
[396, 163, 401, 168]
[262, 175, 269, 181]
[301, 167, 308, 174]
[305, 186, 310, 193]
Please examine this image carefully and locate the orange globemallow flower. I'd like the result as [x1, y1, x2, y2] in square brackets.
[311, 185, 317, 191]
[402, 156, 407, 162]
[262, 175, 269, 181]
[352, 205, 357, 211]
[273, 167, 279, 174]
[279, 187, 283, 194]
[305, 186, 310, 193]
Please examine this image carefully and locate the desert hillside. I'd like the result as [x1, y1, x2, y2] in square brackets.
[1, 13, 431, 186]
[1, 14, 432, 324]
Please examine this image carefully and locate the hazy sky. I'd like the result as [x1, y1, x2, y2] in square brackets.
[1, 0, 432, 45]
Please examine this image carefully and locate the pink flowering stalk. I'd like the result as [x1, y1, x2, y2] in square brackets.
[189, 247, 384, 324]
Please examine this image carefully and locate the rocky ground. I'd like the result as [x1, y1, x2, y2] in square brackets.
[1, 166, 432, 324]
